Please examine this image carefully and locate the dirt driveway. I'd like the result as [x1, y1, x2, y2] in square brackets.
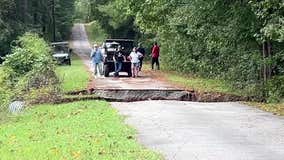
[70, 24, 177, 90]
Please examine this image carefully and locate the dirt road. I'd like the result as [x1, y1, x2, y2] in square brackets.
[71, 24, 284, 160]
[71, 23, 92, 71]
[70, 24, 177, 90]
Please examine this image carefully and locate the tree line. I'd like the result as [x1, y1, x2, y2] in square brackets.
[1, 0, 283, 102]
[79, 0, 284, 102]
[0, 0, 76, 61]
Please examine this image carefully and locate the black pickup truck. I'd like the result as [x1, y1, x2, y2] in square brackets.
[103, 39, 134, 77]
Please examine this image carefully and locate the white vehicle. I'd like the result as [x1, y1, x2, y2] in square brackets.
[51, 42, 71, 65]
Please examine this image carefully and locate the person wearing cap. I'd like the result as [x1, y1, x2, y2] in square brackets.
[90, 44, 104, 77]
[113, 46, 126, 77]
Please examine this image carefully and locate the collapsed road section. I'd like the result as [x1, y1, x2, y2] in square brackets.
[65, 88, 247, 103]
[92, 89, 193, 102]
[91, 89, 248, 102]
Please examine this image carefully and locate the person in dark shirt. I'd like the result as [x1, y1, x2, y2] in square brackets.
[137, 43, 146, 71]
[151, 42, 160, 70]
[113, 46, 126, 77]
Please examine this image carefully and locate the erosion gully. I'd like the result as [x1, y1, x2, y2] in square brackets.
[63, 88, 248, 103]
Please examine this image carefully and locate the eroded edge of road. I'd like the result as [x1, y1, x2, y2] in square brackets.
[61, 88, 250, 104]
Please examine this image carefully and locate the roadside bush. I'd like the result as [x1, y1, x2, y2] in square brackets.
[266, 76, 284, 103]
[0, 86, 12, 112]
[1, 33, 61, 111]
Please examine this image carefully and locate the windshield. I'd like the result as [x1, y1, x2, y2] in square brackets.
[104, 40, 134, 53]
[53, 45, 69, 53]
[105, 42, 119, 52]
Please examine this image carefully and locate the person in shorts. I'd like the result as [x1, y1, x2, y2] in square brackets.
[128, 47, 143, 78]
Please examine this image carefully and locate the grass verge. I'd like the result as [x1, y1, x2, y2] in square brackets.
[143, 63, 241, 96]
[145, 63, 284, 116]
[85, 21, 108, 45]
[245, 102, 284, 116]
[56, 54, 90, 93]
[167, 73, 241, 95]
[0, 101, 162, 160]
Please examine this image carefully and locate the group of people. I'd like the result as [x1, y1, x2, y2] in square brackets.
[90, 42, 160, 78]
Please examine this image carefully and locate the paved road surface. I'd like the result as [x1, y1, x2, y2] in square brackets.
[112, 101, 284, 160]
[71, 23, 92, 71]
[70, 24, 177, 90]
[71, 24, 284, 160]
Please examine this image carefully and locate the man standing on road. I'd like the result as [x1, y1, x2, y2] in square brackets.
[151, 42, 160, 70]
[137, 43, 146, 71]
[90, 44, 104, 78]
[113, 46, 126, 77]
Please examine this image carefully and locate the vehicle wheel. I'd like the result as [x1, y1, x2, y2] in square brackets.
[127, 68, 132, 77]
[67, 59, 71, 65]
[104, 64, 110, 77]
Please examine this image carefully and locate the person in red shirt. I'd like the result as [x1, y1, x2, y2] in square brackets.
[151, 42, 160, 70]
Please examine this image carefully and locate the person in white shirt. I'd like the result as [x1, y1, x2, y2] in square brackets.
[128, 47, 143, 78]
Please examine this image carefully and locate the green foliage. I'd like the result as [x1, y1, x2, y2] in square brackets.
[104, 0, 284, 100]
[249, 0, 284, 42]
[0, 101, 162, 159]
[266, 76, 284, 103]
[1, 33, 60, 111]
[0, 0, 22, 58]
[85, 21, 108, 44]
[55, 0, 76, 40]
[0, 0, 76, 59]
[74, 0, 91, 22]
[3, 33, 53, 83]
[0, 85, 12, 113]
[84, 0, 138, 39]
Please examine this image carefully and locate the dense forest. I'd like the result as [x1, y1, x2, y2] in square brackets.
[78, 0, 284, 101]
[0, 0, 284, 102]
[0, 0, 75, 61]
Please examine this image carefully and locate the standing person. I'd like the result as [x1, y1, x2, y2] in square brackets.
[113, 46, 126, 77]
[129, 47, 143, 78]
[90, 44, 104, 78]
[151, 42, 160, 70]
[137, 43, 146, 71]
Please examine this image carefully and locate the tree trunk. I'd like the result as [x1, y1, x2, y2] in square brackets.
[267, 41, 272, 79]
[263, 42, 267, 82]
[51, 0, 56, 42]
[261, 41, 273, 100]
[262, 41, 273, 82]
[23, 0, 28, 23]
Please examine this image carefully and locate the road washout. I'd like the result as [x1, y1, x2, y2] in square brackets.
[67, 24, 252, 103]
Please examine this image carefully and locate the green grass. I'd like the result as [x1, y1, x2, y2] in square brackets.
[85, 21, 108, 45]
[167, 74, 241, 95]
[245, 102, 284, 116]
[0, 101, 162, 160]
[143, 62, 241, 96]
[56, 54, 90, 92]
